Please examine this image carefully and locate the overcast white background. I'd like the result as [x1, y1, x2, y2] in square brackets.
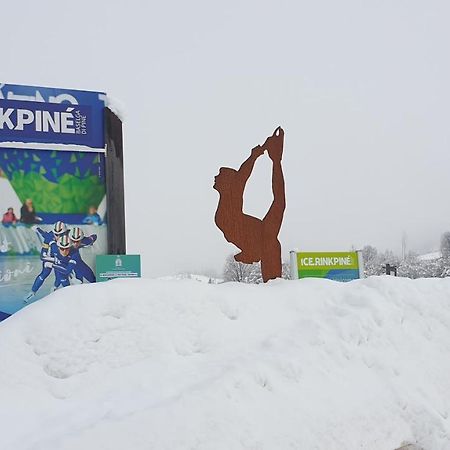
[2, 0, 449, 277]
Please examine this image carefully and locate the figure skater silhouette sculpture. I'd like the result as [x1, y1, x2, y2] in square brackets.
[214, 127, 286, 282]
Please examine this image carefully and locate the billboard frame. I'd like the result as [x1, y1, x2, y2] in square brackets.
[0, 84, 126, 321]
[104, 107, 126, 255]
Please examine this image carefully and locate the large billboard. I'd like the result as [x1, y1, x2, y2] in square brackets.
[290, 251, 363, 282]
[0, 83, 112, 319]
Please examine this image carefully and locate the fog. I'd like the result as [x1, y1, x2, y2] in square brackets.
[2, 0, 449, 277]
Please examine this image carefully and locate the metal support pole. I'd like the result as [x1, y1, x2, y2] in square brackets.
[104, 107, 126, 255]
[357, 250, 365, 279]
[290, 250, 299, 280]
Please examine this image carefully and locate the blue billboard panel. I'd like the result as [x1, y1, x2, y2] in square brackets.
[0, 99, 95, 148]
[0, 83, 105, 149]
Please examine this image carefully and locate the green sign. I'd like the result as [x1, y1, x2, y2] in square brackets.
[96, 254, 141, 282]
[295, 251, 361, 282]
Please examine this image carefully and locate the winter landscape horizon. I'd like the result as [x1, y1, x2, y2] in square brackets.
[2, 0, 450, 276]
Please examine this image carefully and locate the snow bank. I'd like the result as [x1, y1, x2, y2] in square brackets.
[1, 277, 450, 450]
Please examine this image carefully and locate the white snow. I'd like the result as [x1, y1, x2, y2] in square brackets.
[159, 272, 223, 283]
[0, 141, 105, 153]
[1, 276, 450, 450]
[103, 95, 126, 122]
[418, 252, 442, 261]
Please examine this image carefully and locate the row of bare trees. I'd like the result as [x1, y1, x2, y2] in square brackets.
[223, 232, 450, 283]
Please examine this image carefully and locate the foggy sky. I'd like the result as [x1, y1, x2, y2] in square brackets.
[2, 0, 449, 277]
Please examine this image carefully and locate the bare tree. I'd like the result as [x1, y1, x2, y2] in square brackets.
[282, 261, 291, 280]
[440, 232, 450, 276]
[223, 254, 291, 283]
[362, 245, 381, 276]
[441, 232, 450, 259]
[223, 254, 262, 283]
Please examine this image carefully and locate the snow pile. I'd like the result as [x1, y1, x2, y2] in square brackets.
[1, 277, 450, 450]
[103, 94, 126, 122]
[159, 272, 223, 283]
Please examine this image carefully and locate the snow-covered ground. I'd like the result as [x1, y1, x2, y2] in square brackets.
[159, 272, 223, 284]
[1, 276, 450, 450]
[418, 251, 442, 261]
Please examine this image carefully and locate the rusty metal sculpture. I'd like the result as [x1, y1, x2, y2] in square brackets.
[214, 127, 286, 282]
